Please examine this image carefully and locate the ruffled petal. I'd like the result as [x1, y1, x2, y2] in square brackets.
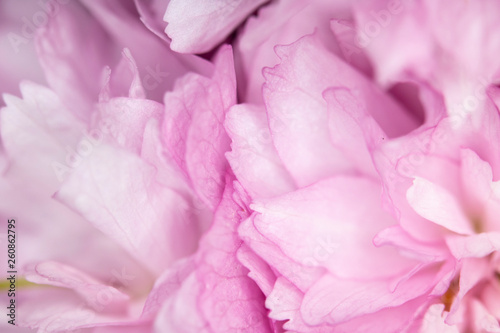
[0, 1, 46, 99]
[407, 177, 474, 235]
[25, 261, 129, 313]
[252, 176, 417, 280]
[225, 103, 296, 199]
[446, 258, 490, 325]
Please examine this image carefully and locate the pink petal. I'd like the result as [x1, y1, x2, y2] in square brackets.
[25, 261, 129, 314]
[371, 123, 470, 242]
[164, 0, 269, 53]
[407, 177, 474, 235]
[236, 244, 277, 297]
[80, 0, 211, 102]
[238, 213, 324, 292]
[460, 149, 494, 215]
[55, 145, 200, 275]
[486, 183, 500, 233]
[374, 225, 449, 262]
[420, 304, 460, 333]
[355, 0, 500, 120]
[446, 258, 490, 325]
[92, 323, 153, 333]
[100, 49, 146, 100]
[17, 270, 147, 331]
[470, 299, 500, 333]
[134, 0, 169, 41]
[225, 103, 296, 199]
[446, 232, 500, 259]
[234, 0, 352, 103]
[353, 0, 431, 87]
[329, 297, 431, 333]
[35, 0, 117, 121]
[263, 34, 417, 187]
[423, 0, 500, 84]
[267, 277, 431, 332]
[324, 87, 385, 178]
[266, 277, 310, 329]
[252, 176, 417, 280]
[154, 273, 209, 332]
[480, 282, 500, 321]
[93, 97, 163, 154]
[330, 19, 372, 76]
[140, 119, 207, 213]
[300, 262, 452, 325]
[1, 82, 85, 187]
[17, 287, 128, 331]
[195, 181, 272, 332]
[156, 181, 272, 332]
[0, 85, 152, 286]
[141, 257, 196, 319]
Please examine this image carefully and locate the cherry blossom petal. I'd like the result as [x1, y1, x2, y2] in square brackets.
[35, 0, 117, 121]
[162, 46, 236, 210]
[460, 149, 494, 216]
[25, 261, 129, 313]
[252, 176, 417, 280]
[420, 304, 460, 333]
[164, 0, 269, 53]
[446, 233, 500, 259]
[80, 0, 211, 101]
[301, 262, 452, 325]
[56, 145, 200, 275]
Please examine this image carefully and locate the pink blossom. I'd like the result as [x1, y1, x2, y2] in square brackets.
[1, 0, 500, 332]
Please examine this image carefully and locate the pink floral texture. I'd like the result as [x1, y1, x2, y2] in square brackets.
[1, 0, 500, 332]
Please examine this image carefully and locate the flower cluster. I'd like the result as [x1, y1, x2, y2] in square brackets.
[1, 0, 500, 332]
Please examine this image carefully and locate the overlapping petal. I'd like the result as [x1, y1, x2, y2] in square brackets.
[164, 0, 269, 53]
